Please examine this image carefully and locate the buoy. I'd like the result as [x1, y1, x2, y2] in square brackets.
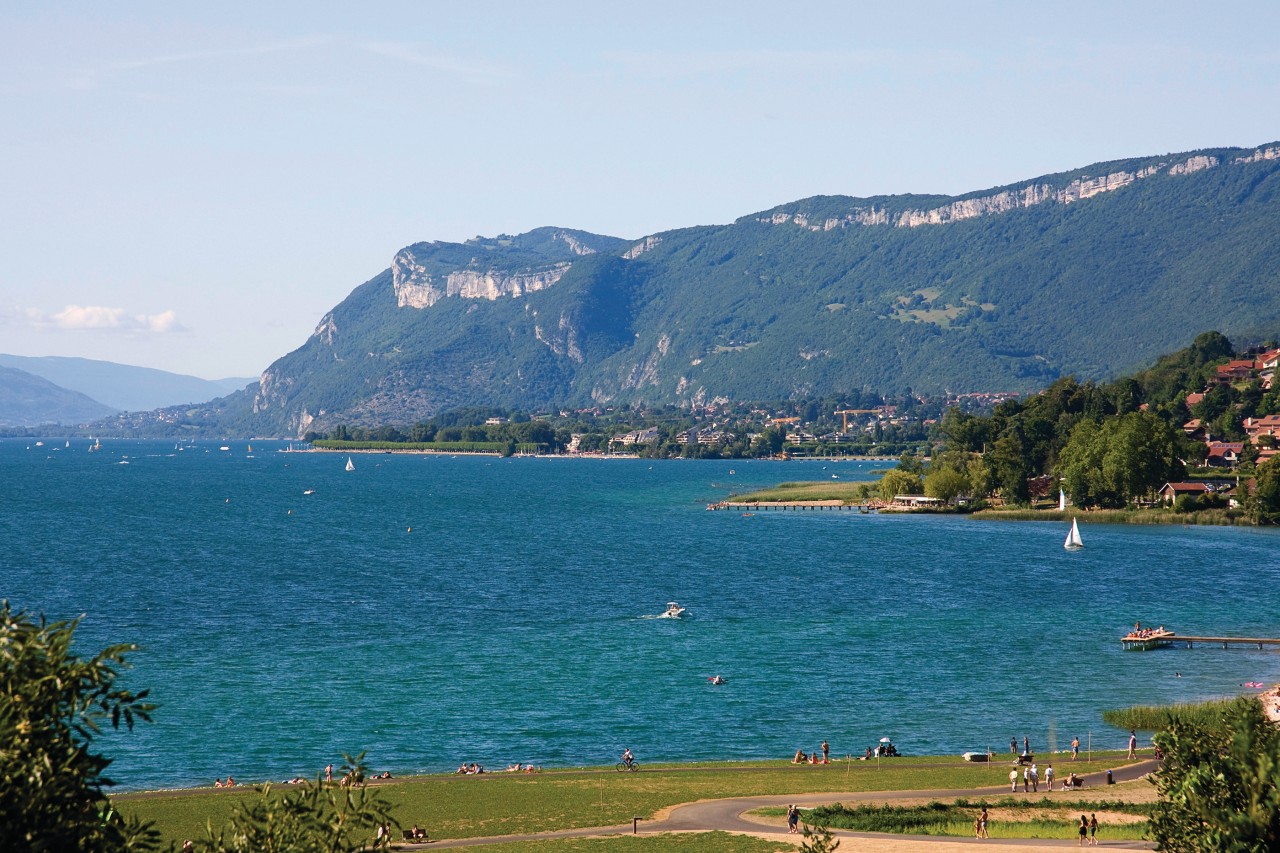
[407, 526, 412, 533]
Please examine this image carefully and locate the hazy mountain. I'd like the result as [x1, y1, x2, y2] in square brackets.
[0, 365, 117, 426]
[129, 145, 1280, 437]
[0, 354, 255, 412]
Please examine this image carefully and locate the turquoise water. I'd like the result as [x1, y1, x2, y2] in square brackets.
[4, 439, 1280, 791]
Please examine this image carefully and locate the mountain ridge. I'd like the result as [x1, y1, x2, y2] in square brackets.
[105, 140, 1280, 437]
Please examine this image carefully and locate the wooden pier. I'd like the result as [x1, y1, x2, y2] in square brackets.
[1122, 632, 1280, 651]
[707, 500, 877, 512]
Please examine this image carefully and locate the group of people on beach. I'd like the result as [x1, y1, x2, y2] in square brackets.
[1008, 762, 1078, 792]
[456, 762, 486, 774]
[212, 777, 237, 788]
[791, 740, 831, 764]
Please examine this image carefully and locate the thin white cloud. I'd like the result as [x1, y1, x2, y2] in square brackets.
[355, 40, 505, 79]
[27, 305, 186, 334]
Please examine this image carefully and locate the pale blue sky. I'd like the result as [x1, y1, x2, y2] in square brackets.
[2, 2, 1277, 379]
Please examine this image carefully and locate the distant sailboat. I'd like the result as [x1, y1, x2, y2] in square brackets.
[1064, 517, 1084, 551]
[345, 456, 356, 472]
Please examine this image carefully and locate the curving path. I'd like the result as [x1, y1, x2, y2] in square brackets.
[409, 760, 1159, 850]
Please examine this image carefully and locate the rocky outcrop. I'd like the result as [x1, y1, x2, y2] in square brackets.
[553, 231, 597, 256]
[758, 147, 1271, 233]
[392, 246, 570, 309]
[1234, 146, 1280, 164]
[623, 235, 662, 259]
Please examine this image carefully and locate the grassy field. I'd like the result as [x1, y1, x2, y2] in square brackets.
[114, 754, 1140, 846]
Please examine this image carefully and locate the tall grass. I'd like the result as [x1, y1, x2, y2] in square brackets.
[802, 800, 1148, 839]
[972, 508, 1247, 525]
[1102, 697, 1252, 731]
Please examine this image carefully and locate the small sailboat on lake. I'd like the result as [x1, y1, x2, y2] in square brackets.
[1064, 517, 1084, 551]
[345, 456, 356, 472]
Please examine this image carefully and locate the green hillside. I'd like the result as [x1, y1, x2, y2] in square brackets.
[134, 143, 1280, 436]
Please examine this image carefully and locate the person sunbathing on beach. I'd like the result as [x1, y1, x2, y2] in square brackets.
[792, 748, 806, 763]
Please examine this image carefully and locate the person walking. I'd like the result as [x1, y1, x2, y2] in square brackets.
[1078, 814, 1089, 847]
[1045, 763, 1055, 791]
[1071, 736, 1079, 760]
[821, 740, 829, 763]
[1009, 767, 1018, 792]
[978, 806, 990, 838]
[1022, 765, 1030, 792]
[1127, 730, 1138, 759]
[787, 804, 800, 834]
[325, 763, 333, 783]
[1089, 813, 1098, 845]
[1029, 763, 1039, 792]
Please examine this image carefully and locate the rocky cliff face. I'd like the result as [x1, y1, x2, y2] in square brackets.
[758, 149, 1271, 233]
[391, 247, 572, 309]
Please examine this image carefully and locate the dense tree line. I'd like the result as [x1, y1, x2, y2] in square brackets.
[934, 331, 1280, 518]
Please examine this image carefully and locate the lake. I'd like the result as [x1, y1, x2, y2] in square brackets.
[3, 438, 1278, 790]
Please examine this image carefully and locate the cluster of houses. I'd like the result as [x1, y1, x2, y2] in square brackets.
[1159, 348, 1280, 505]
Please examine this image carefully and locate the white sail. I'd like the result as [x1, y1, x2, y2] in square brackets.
[1064, 518, 1084, 550]
[345, 456, 356, 472]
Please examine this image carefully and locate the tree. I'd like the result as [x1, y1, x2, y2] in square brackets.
[0, 602, 161, 852]
[199, 754, 396, 853]
[924, 467, 968, 503]
[878, 469, 923, 501]
[1149, 697, 1280, 851]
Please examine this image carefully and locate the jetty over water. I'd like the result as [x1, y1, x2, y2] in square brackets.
[1122, 631, 1280, 651]
[707, 500, 877, 512]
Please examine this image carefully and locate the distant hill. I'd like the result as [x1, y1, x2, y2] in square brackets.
[0, 365, 117, 427]
[113, 146, 1280, 437]
[0, 354, 255, 412]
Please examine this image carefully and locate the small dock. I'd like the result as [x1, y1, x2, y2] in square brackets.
[1122, 631, 1280, 651]
[707, 500, 877, 512]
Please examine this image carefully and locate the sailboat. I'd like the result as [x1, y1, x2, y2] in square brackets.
[345, 456, 356, 472]
[1064, 518, 1084, 551]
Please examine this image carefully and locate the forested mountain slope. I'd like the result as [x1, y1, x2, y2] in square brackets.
[161, 145, 1280, 436]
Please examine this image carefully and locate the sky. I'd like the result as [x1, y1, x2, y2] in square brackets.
[2, 2, 1278, 380]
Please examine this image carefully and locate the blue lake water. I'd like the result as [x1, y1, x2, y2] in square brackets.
[4, 438, 1280, 791]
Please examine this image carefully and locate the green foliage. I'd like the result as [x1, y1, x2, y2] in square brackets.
[799, 822, 840, 852]
[1149, 697, 1280, 852]
[0, 601, 161, 852]
[1057, 411, 1185, 508]
[1102, 698, 1244, 732]
[1246, 458, 1280, 523]
[197, 755, 395, 853]
[878, 469, 923, 500]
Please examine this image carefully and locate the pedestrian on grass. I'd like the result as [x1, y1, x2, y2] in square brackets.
[1010, 737, 1017, 754]
[1045, 763, 1055, 791]
[787, 804, 800, 834]
[1023, 735, 1030, 755]
[1022, 765, 1030, 792]
[1071, 736, 1079, 760]
[979, 807, 990, 838]
[821, 740, 829, 763]
[1127, 730, 1137, 759]
[1009, 768, 1018, 792]
[1089, 813, 1098, 845]
[1078, 814, 1088, 846]
[1029, 763, 1039, 792]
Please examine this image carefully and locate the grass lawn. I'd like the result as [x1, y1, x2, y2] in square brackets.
[419, 834, 791, 852]
[114, 753, 1141, 846]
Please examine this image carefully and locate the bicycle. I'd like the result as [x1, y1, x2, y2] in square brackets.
[615, 760, 639, 772]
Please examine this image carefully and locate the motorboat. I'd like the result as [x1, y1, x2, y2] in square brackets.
[660, 601, 686, 619]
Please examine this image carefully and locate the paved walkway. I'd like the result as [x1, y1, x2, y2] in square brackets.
[406, 760, 1159, 850]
